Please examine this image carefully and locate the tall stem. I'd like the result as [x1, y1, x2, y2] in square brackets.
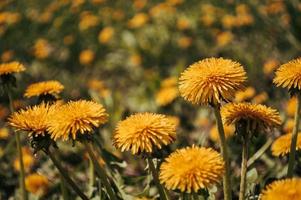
[287, 93, 301, 177]
[213, 106, 231, 200]
[239, 136, 249, 200]
[84, 141, 117, 200]
[46, 149, 89, 200]
[59, 173, 69, 200]
[7, 90, 28, 200]
[147, 157, 169, 200]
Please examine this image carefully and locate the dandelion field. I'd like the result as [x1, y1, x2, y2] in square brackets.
[1, 0, 301, 199]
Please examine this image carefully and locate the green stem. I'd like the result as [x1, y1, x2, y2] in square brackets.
[287, 93, 301, 177]
[247, 138, 272, 167]
[147, 157, 169, 200]
[7, 90, 28, 200]
[88, 157, 95, 195]
[46, 149, 89, 200]
[84, 141, 117, 200]
[213, 106, 232, 200]
[239, 136, 249, 200]
[59, 173, 69, 200]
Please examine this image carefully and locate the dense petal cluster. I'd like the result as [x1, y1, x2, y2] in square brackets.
[47, 100, 108, 141]
[221, 103, 281, 129]
[24, 80, 64, 98]
[273, 58, 301, 90]
[8, 103, 56, 136]
[159, 146, 224, 193]
[0, 61, 25, 75]
[271, 133, 301, 156]
[260, 178, 301, 200]
[113, 113, 176, 154]
[179, 57, 246, 105]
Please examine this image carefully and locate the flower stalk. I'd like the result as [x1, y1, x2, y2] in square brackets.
[239, 121, 250, 200]
[147, 156, 170, 200]
[84, 141, 117, 200]
[287, 92, 301, 177]
[213, 106, 232, 200]
[7, 90, 28, 200]
[46, 148, 89, 200]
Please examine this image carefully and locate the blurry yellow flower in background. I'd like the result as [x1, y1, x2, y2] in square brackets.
[8, 103, 57, 137]
[221, 103, 281, 130]
[159, 146, 224, 193]
[235, 87, 256, 102]
[271, 133, 301, 156]
[0, 61, 25, 76]
[177, 17, 191, 30]
[79, 12, 99, 31]
[91, 0, 106, 5]
[24, 80, 64, 98]
[210, 124, 235, 143]
[63, 35, 75, 46]
[25, 174, 49, 195]
[133, 0, 147, 10]
[79, 49, 95, 65]
[252, 92, 268, 104]
[14, 147, 34, 172]
[284, 119, 294, 133]
[98, 27, 114, 44]
[0, 12, 20, 25]
[260, 178, 301, 200]
[274, 58, 301, 90]
[221, 15, 236, 29]
[285, 97, 297, 117]
[161, 77, 177, 88]
[155, 87, 178, 106]
[0, 105, 9, 120]
[128, 13, 149, 28]
[216, 31, 233, 47]
[0, 127, 9, 139]
[87, 79, 111, 98]
[263, 58, 279, 76]
[149, 3, 175, 18]
[47, 100, 108, 141]
[129, 53, 142, 66]
[177, 36, 192, 49]
[33, 39, 51, 59]
[179, 57, 247, 105]
[113, 113, 176, 155]
[1, 50, 14, 62]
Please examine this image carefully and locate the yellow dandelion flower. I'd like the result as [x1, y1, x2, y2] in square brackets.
[25, 173, 49, 195]
[14, 147, 34, 172]
[252, 92, 268, 104]
[0, 61, 25, 76]
[113, 113, 176, 155]
[47, 100, 108, 141]
[179, 58, 247, 105]
[210, 124, 235, 143]
[271, 133, 301, 156]
[1, 50, 14, 62]
[263, 58, 279, 75]
[177, 36, 192, 49]
[79, 49, 95, 65]
[177, 17, 190, 30]
[260, 178, 301, 200]
[33, 39, 51, 59]
[155, 86, 178, 106]
[216, 31, 233, 47]
[286, 97, 297, 117]
[24, 80, 64, 98]
[98, 26, 114, 44]
[273, 58, 301, 90]
[221, 103, 281, 129]
[0, 127, 9, 139]
[284, 119, 294, 133]
[159, 146, 224, 193]
[128, 13, 149, 28]
[161, 77, 177, 88]
[8, 103, 57, 137]
[235, 87, 256, 102]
